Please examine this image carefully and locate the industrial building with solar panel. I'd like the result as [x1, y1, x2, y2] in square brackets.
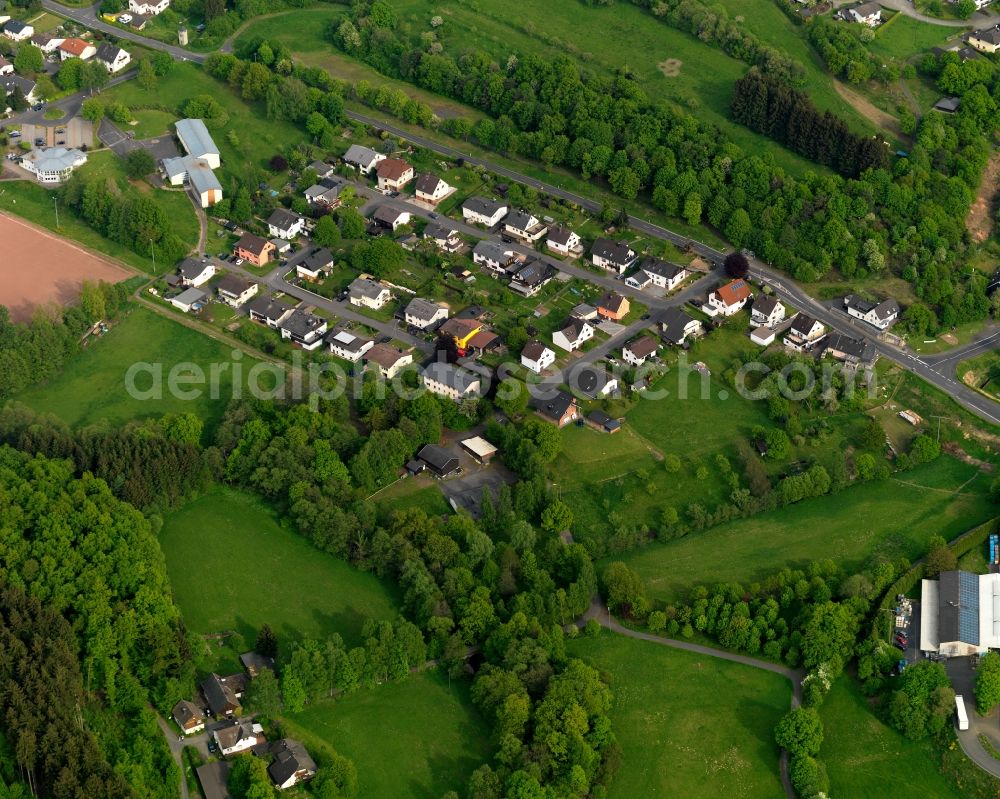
[921, 570, 1000, 657]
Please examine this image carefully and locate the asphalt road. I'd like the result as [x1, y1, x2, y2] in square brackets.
[38, 0, 1000, 424]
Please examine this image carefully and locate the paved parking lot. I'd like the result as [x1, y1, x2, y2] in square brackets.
[20, 118, 93, 149]
[437, 447, 516, 517]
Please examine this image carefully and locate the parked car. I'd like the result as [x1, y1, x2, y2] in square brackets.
[56, 140, 65, 146]
[31, 103, 43, 112]
[234, 258, 244, 266]
[8, 130, 20, 138]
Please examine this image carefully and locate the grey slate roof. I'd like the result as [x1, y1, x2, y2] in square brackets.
[547, 224, 575, 245]
[406, 297, 444, 322]
[844, 294, 899, 322]
[424, 221, 458, 241]
[592, 237, 635, 265]
[463, 196, 507, 217]
[175, 118, 219, 161]
[280, 309, 325, 338]
[216, 274, 254, 296]
[825, 332, 876, 363]
[752, 294, 780, 317]
[660, 307, 697, 345]
[417, 444, 460, 475]
[415, 172, 445, 194]
[300, 247, 333, 272]
[639, 257, 685, 280]
[179, 257, 212, 279]
[473, 240, 513, 264]
[348, 277, 387, 301]
[267, 208, 301, 230]
[423, 361, 480, 393]
[505, 209, 537, 230]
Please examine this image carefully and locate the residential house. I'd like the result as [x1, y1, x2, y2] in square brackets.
[295, 248, 333, 282]
[844, 1, 881, 25]
[423, 221, 462, 253]
[20, 147, 86, 184]
[0, 57, 12, 75]
[596, 291, 630, 321]
[509, 258, 555, 297]
[625, 258, 688, 292]
[304, 177, 347, 208]
[267, 208, 304, 240]
[247, 295, 293, 328]
[348, 277, 392, 310]
[783, 314, 826, 351]
[750, 295, 786, 328]
[439, 317, 484, 357]
[196, 762, 231, 799]
[504, 209, 548, 243]
[465, 328, 500, 357]
[375, 158, 414, 191]
[3, 21, 33, 41]
[703, 279, 752, 317]
[342, 144, 385, 175]
[405, 297, 448, 330]
[421, 361, 482, 400]
[201, 673, 244, 717]
[176, 118, 221, 169]
[462, 196, 508, 228]
[521, 340, 556, 374]
[418, 444, 461, 477]
[933, 96, 961, 114]
[472, 240, 516, 275]
[263, 739, 317, 790]
[623, 336, 659, 366]
[326, 328, 374, 362]
[235, 233, 275, 267]
[58, 38, 96, 61]
[178, 257, 216, 287]
[279, 309, 328, 350]
[94, 43, 130, 72]
[129, 0, 169, 14]
[414, 173, 451, 203]
[373, 206, 411, 231]
[659, 307, 703, 346]
[29, 34, 61, 54]
[172, 700, 206, 735]
[552, 318, 594, 352]
[586, 410, 621, 434]
[843, 294, 899, 330]
[570, 303, 598, 321]
[571, 365, 618, 399]
[214, 720, 261, 757]
[530, 390, 580, 427]
[308, 161, 335, 178]
[171, 287, 205, 313]
[591, 238, 637, 274]
[824, 332, 877, 365]
[546, 225, 583, 256]
[364, 343, 413, 378]
[969, 26, 1000, 54]
[239, 652, 275, 678]
[1, 75, 36, 110]
[216, 275, 258, 307]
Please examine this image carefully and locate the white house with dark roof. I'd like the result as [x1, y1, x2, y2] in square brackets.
[94, 43, 131, 72]
[295, 248, 333, 282]
[570, 365, 618, 399]
[405, 297, 448, 330]
[824, 332, 877, 365]
[969, 26, 1000, 54]
[414, 173, 451, 203]
[373, 206, 411, 231]
[3, 20, 33, 41]
[509, 257, 555, 297]
[546, 225, 582, 256]
[304, 177, 347, 208]
[215, 274, 258, 307]
[326, 328, 374, 361]
[844, 1, 882, 26]
[265, 739, 317, 790]
[247, 295, 293, 328]
[462, 196, 508, 227]
[623, 336, 659, 366]
[342, 144, 385, 174]
[423, 222, 462, 253]
[473, 241, 516, 275]
[364, 343, 413, 378]
[521, 340, 555, 374]
[783, 314, 826, 351]
[750, 295, 786, 328]
[660, 307, 703, 346]
[504, 209, 548, 243]
[421, 361, 482, 400]
[2, 75, 37, 110]
[279, 309, 327, 350]
[267, 208, 304, 240]
[553, 318, 594, 352]
[843, 294, 899, 330]
[0, 56, 12, 75]
[348, 277, 392, 310]
[626, 258, 688, 292]
[591, 238, 637, 274]
[178, 257, 216, 287]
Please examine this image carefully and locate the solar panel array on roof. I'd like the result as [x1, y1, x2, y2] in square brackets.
[959, 571, 980, 645]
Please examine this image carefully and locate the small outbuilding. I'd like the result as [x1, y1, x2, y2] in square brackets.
[586, 410, 621, 434]
[417, 444, 460, 477]
[461, 436, 497, 464]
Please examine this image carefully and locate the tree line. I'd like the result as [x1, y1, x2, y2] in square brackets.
[732, 69, 889, 178]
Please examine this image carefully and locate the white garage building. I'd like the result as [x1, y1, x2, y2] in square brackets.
[920, 570, 1000, 657]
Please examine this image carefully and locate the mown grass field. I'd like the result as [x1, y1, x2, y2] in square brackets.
[868, 14, 961, 60]
[13, 305, 259, 432]
[568, 633, 789, 799]
[103, 62, 308, 181]
[281, 670, 491, 799]
[159, 487, 399, 662]
[374, 477, 450, 519]
[611, 455, 995, 602]
[819, 676, 964, 798]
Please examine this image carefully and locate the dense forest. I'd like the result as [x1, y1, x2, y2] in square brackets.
[285, 0, 996, 333]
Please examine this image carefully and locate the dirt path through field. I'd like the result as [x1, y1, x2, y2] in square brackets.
[833, 81, 904, 140]
[966, 149, 1000, 242]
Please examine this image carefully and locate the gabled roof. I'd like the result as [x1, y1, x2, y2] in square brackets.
[415, 172, 445, 194]
[423, 361, 480, 393]
[201, 673, 239, 716]
[625, 336, 658, 360]
[175, 118, 219, 160]
[172, 699, 204, 728]
[343, 144, 381, 167]
[660, 307, 698, 344]
[547, 224, 576, 245]
[557, 318, 590, 342]
[752, 294, 781, 317]
[95, 42, 127, 62]
[247, 295, 290, 321]
[214, 720, 255, 750]
[715, 279, 752, 306]
[375, 157, 412, 180]
[280, 308, 325, 338]
[530, 390, 577, 421]
[216, 274, 254, 296]
[463, 196, 507, 217]
[597, 291, 628, 313]
[4, 20, 29, 34]
[472, 240, 513, 264]
[326, 328, 372, 353]
[511, 258, 553, 287]
[365, 343, 409, 369]
[0, 75, 36, 97]
[640, 258, 686, 280]
[440, 317, 481, 338]
[374, 205, 408, 225]
[592, 238, 634, 265]
[572, 365, 615, 398]
[973, 26, 1000, 45]
[417, 444, 459, 474]
[505, 209, 537, 230]
[178, 257, 213, 279]
[852, 0, 882, 15]
[587, 409, 621, 431]
[348, 276, 388, 301]
[789, 314, 821, 337]
[825, 332, 876, 362]
[236, 233, 271, 257]
[267, 208, 301, 229]
[844, 294, 899, 321]
[300, 247, 333, 271]
[239, 651, 274, 676]
[424, 221, 458, 241]
[521, 340, 551, 361]
[267, 739, 316, 786]
[405, 297, 444, 322]
[938, 570, 979, 645]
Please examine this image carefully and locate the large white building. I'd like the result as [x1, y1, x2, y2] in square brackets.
[21, 147, 86, 183]
[921, 570, 1000, 657]
[162, 156, 223, 207]
[175, 118, 220, 169]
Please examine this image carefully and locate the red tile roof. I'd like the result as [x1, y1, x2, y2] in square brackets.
[376, 158, 412, 181]
[716, 279, 752, 307]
